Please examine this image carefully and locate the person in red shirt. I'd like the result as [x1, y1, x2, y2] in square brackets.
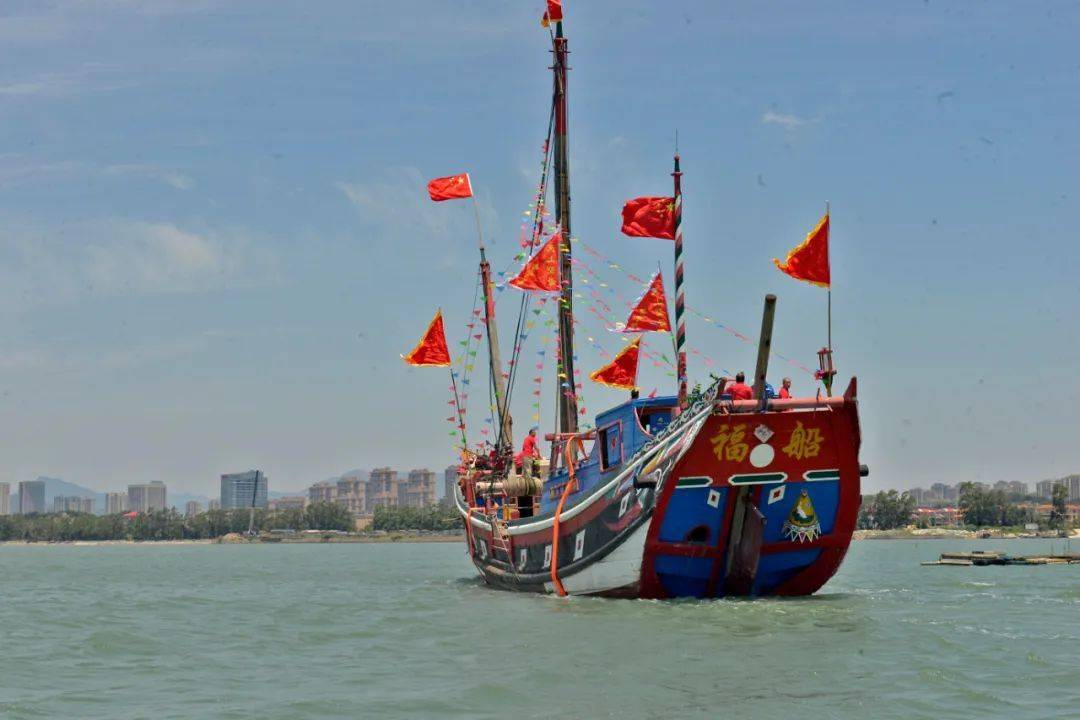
[779, 377, 792, 399]
[726, 372, 753, 401]
[521, 427, 541, 478]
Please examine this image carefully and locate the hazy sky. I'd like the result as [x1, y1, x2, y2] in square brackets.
[1, 1, 1077, 496]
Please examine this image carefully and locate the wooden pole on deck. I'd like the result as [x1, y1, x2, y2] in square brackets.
[752, 295, 777, 407]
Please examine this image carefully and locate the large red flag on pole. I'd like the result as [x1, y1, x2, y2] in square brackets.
[427, 173, 473, 202]
[589, 336, 641, 390]
[402, 310, 452, 366]
[540, 0, 563, 27]
[620, 196, 675, 240]
[774, 213, 830, 288]
[508, 231, 562, 293]
[623, 271, 671, 333]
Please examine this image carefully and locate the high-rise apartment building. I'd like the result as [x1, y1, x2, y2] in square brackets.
[18, 480, 46, 514]
[185, 501, 202, 517]
[127, 482, 167, 513]
[220, 471, 268, 510]
[267, 496, 307, 511]
[400, 469, 436, 508]
[208, 499, 221, 511]
[308, 481, 337, 504]
[367, 468, 399, 511]
[105, 492, 128, 514]
[443, 465, 458, 506]
[0, 482, 9, 515]
[336, 476, 368, 516]
[1036, 475, 1080, 500]
[53, 496, 92, 513]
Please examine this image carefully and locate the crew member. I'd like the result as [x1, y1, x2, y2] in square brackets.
[726, 372, 753, 401]
[779, 377, 792, 399]
[521, 427, 541, 478]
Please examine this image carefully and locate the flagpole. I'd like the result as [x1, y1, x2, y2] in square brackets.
[672, 151, 688, 410]
[826, 200, 833, 397]
[826, 200, 831, 352]
[470, 193, 485, 251]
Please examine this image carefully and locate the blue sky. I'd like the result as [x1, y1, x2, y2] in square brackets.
[1, 0, 1077, 496]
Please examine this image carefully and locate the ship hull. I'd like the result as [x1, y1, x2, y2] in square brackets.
[456, 384, 863, 599]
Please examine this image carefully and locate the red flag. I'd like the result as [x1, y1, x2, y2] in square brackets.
[621, 196, 675, 240]
[402, 310, 452, 366]
[427, 173, 473, 202]
[774, 213, 830, 288]
[589, 336, 641, 390]
[623, 271, 671, 333]
[509, 231, 562, 292]
[541, 0, 563, 27]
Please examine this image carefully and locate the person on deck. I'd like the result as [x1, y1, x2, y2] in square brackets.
[521, 427, 541, 478]
[726, 372, 754, 401]
[779, 377, 792, 399]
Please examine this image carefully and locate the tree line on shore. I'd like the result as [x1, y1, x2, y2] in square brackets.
[371, 504, 460, 531]
[857, 482, 1072, 531]
[0, 502, 354, 542]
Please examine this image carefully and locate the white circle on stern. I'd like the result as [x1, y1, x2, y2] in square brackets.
[749, 443, 775, 468]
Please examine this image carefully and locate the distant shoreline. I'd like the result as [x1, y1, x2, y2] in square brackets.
[0, 531, 466, 546]
[854, 528, 1079, 540]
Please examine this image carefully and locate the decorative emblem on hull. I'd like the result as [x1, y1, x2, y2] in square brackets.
[782, 490, 821, 543]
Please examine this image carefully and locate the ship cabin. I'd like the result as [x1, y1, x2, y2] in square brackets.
[538, 395, 679, 514]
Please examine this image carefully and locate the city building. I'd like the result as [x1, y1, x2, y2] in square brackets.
[400, 469, 436, 508]
[443, 465, 458, 506]
[105, 492, 127, 514]
[993, 480, 1028, 496]
[336, 476, 368, 516]
[185, 501, 202, 517]
[1036, 475, 1080, 500]
[220, 470, 268, 510]
[208, 499, 221, 511]
[127, 482, 167, 513]
[0, 482, 9, 515]
[52, 496, 93, 513]
[267, 496, 307, 511]
[367, 468, 399, 511]
[308, 481, 337, 504]
[18, 480, 46, 514]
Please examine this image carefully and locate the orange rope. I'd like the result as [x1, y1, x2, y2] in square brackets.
[550, 436, 585, 597]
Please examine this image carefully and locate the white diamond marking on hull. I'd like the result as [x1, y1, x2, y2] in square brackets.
[619, 493, 631, 517]
[754, 424, 774, 443]
[476, 538, 488, 560]
[574, 530, 586, 561]
[543, 544, 552, 569]
[707, 489, 721, 508]
[518, 547, 528, 570]
[768, 484, 786, 505]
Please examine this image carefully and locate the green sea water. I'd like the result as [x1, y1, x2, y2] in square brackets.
[1, 539, 1077, 719]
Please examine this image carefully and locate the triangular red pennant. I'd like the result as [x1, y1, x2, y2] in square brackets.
[623, 271, 671, 333]
[509, 232, 562, 292]
[402, 310, 451, 367]
[589, 336, 641, 390]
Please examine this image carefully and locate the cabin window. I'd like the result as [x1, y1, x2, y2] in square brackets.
[597, 422, 622, 470]
[638, 408, 673, 435]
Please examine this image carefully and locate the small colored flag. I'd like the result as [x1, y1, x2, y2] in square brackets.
[541, 0, 563, 27]
[402, 310, 452, 366]
[621, 196, 675, 240]
[509, 231, 562, 293]
[589, 336, 641, 390]
[427, 173, 473, 202]
[774, 213, 830, 288]
[623, 271, 671, 333]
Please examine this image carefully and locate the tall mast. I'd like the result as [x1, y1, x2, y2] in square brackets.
[672, 153, 688, 409]
[476, 222, 513, 454]
[552, 20, 579, 435]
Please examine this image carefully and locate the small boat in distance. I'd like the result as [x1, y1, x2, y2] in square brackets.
[405, 3, 866, 598]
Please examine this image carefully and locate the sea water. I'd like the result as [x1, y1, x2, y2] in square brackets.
[1, 539, 1077, 719]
